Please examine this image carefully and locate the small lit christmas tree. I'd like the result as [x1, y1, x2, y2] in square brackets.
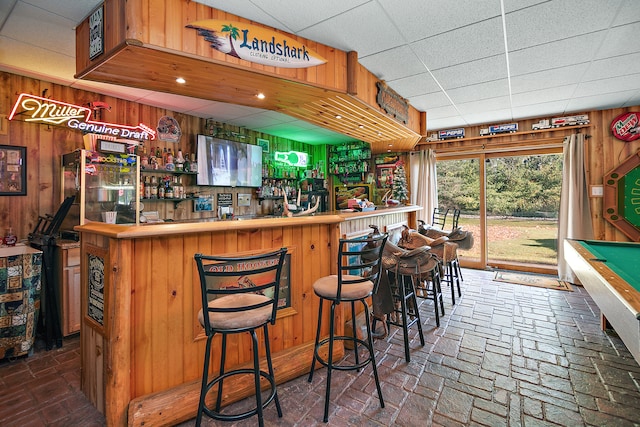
[392, 161, 408, 204]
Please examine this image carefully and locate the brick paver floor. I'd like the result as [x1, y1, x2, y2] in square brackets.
[2, 268, 639, 426]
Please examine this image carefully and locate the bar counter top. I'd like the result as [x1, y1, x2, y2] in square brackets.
[74, 204, 422, 239]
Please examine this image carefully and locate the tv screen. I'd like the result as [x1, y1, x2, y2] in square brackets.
[196, 135, 263, 187]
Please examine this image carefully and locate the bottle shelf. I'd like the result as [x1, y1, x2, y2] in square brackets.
[140, 168, 197, 175]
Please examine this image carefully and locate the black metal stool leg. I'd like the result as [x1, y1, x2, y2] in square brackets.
[408, 276, 425, 347]
[250, 330, 265, 427]
[323, 301, 337, 422]
[263, 325, 282, 417]
[362, 301, 384, 410]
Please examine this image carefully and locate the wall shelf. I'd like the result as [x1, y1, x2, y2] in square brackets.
[419, 124, 591, 145]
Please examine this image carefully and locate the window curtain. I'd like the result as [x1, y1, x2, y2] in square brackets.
[557, 133, 593, 283]
[410, 149, 438, 225]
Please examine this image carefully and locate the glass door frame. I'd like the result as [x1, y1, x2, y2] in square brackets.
[436, 144, 563, 274]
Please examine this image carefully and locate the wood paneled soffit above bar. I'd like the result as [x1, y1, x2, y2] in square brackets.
[75, 0, 422, 153]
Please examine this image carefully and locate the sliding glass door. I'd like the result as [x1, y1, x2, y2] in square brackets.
[437, 148, 562, 273]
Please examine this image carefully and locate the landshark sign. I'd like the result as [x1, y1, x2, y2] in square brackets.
[187, 20, 327, 68]
[8, 93, 156, 141]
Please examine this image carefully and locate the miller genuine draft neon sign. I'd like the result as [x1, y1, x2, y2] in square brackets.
[8, 93, 156, 141]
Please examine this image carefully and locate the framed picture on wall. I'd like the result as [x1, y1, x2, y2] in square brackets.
[257, 138, 270, 153]
[0, 145, 26, 196]
[194, 195, 214, 212]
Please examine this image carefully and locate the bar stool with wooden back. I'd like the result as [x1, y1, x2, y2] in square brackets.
[194, 248, 288, 427]
[308, 232, 388, 423]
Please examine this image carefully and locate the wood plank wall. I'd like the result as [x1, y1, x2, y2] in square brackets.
[75, 0, 348, 93]
[0, 71, 327, 241]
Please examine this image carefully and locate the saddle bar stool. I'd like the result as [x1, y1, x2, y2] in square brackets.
[194, 248, 288, 427]
[308, 232, 388, 423]
[379, 239, 440, 361]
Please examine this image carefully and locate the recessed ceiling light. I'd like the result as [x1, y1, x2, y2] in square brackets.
[176, 77, 186, 84]
[358, 125, 364, 129]
[256, 93, 265, 99]
[335, 115, 342, 119]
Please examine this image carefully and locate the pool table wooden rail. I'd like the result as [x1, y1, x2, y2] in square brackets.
[564, 239, 640, 365]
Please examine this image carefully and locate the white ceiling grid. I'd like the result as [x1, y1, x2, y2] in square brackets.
[0, 0, 639, 144]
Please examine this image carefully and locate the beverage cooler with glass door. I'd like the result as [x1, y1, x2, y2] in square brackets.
[61, 149, 140, 226]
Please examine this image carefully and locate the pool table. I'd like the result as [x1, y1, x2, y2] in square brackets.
[564, 239, 640, 365]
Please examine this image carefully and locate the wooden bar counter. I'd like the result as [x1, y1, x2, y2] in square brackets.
[75, 205, 420, 426]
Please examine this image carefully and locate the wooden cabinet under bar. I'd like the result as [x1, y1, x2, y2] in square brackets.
[75, 206, 420, 426]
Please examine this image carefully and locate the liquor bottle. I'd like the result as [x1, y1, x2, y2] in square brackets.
[166, 148, 174, 165]
[150, 176, 158, 199]
[156, 147, 163, 167]
[144, 176, 152, 199]
[175, 149, 184, 171]
[158, 177, 165, 199]
[183, 153, 190, 174]
[190, 154, 198, 173]
[140, 145, 149, 169]
[140, 175, 146, 199]
[165, 178, 174, 199]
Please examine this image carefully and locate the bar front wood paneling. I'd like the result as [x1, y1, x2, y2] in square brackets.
[76, 207, 418, 426]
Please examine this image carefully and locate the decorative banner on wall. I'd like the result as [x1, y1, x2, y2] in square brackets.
[610, 112, 640, 142]
[187, 20, 327, 68]
[156, 116, 182, 142]
[376, 81, 409, 124]
[8, 93, 156, 141]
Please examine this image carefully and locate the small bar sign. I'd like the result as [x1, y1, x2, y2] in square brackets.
[217, 193, 233, 207]
[89, 5, 104, 60]
[98, 140, 126, 153]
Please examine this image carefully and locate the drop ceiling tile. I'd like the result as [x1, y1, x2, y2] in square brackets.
[21, 0, 102, 23]
[622, 89, 640, 107]
[192, 0, 286, 30]
[408, 92, 452, 111]
[298, 2, 406, 56]
[431, 55, 507, 90]
[192, 102, 263, 120]
[426, 116, 469, 132]
[511, 101, 572, 119]
[593, 21, 640, 59]
[511, 85, 578, 106]
[511, 64, 588, 93]
[388, 72, 442, 99]
[0, 39, 76, 84]
[378, 0, 502, 43]
[202, 0, 370, 33]
[508, 33, 603, 76]
[505, 0, 622, 50]
[411, 17, 505, 70]
[457, 96, 511, 115]
[583, 52, 640, 81]
[139, 92, 215, 111]
[565, 91, 638, 112]
[574, 73, 640, 98]
[446, 80, 510, 105]
[3, 2, 77, 56]
[70, 80, 155, 101]
[463, 109, 513, 127]
[503, 0, 551, 13]
[611, 0, 640, 25]
[424, 105, 462, 121]
[359, 45, 426, 82]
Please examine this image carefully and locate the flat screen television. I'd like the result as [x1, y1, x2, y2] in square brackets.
[196, 135, 263, 187]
